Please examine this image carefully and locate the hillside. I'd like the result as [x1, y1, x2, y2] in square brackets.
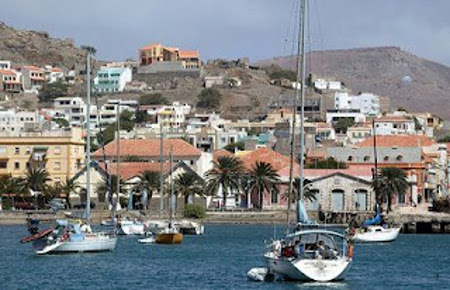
[256, 46, 450, 120]
[0, 22, 86, 69]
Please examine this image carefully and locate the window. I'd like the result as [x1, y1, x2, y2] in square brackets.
[347, 156, 353, 162]
[363, 156, 370, 162]
[54, 162, 61, 171]
[54, 147, 61, 155]
[14, 147, 20, 154]
[26, 147, 31, 154]
[383, 156, 390, 161]
[14, 162, 20, 170]
[396, 155, 403, 161]
[271, 190, 278, 204]
[0, 161, 7, 168]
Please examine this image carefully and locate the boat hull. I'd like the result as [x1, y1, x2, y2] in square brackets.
[156, 233, 183, 244]
[118, 222, 145, 235]
[265, 254, 351, 282]
[353, 227, 400, 243]
[34, 235, 117, 254]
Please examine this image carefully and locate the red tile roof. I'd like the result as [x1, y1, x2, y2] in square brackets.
[141, 43, 162, 50]
[357, 135, 436, 148]
[0, 69, 16, 76]
[92, 139, 202, 159]
[240, 147, 293, 171]
[99, 162, 170, 180]
[179, 50, 199, 58]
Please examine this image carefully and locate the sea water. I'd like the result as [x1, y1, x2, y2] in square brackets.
[0, 224, 449, 289]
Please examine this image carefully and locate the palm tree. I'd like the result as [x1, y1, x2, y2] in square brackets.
[134, 170, 160, 209]
[24, 168, 50, 206]
[247, 161, 280, 210]
[0, 174, 24, 208]
[205, 156, 244, 210]
[96, 174, 120, 207]
[291, 177, 316, 202]
[174, 172, 204, 206]
[372, 167, 409, 212]
[60, 178, 80, 209]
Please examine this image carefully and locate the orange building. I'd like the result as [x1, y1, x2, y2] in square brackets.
[139, 43, 201, 69]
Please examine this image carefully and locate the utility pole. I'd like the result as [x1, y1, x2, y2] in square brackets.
[159, 123, 164, 217]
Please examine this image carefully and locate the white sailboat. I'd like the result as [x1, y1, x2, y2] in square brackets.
[21, 48, 117, 254]
[258, 0, 353, 282]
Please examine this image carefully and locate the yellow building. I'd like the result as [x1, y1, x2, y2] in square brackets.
[0, 128, 85, 185]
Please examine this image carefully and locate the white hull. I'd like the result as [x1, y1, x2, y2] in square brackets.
[35, 235, 117, 254]
[265, 254, 351, 282]
[353, 227, 400, 243]
[118, 221, 145, 235]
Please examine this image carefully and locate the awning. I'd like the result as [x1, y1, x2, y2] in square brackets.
[33, 146, 49, 151]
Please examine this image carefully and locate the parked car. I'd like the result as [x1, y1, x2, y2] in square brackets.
[73, 201, 96, 210]
[50, 198, 67, 211]
[14, 202, 38, 210]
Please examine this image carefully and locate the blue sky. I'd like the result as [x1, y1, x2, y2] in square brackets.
[1, 0, 449, 65]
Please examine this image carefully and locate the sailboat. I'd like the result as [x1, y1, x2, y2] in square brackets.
[21, 48, 117, 254]
[259, 0, 353, 281]
[350, 121, 401, 243]
[155, 146, 183, 244]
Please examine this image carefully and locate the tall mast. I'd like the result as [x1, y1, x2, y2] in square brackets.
[115, 102, 121, 220]
[86, 50, 91, 221]
[297, 0, 307, 223]
[372, 119, 379, 205]
[159, 124, 164, 217]
[169, 145, 174, 226]
[286, 0, 304, 231]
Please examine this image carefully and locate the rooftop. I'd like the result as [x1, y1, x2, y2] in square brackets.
[99, 162, 171, 180]
[357, 135, 436, 148]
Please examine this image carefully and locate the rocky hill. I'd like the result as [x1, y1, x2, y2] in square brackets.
[0, 22, 86, 69]
[256, 46, 450, 120]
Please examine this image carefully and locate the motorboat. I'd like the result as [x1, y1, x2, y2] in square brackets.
[21, 219, 117, 255]
[138, 232, 156, 244]
[144, 220, 169, 234]
[265, 229, 353, 282]
[117, 219, 145, 235]
[352, 225, 401, 243]
[176, 220, 204, 235]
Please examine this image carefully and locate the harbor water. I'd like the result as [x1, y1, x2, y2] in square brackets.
[1, 224, 449, 289]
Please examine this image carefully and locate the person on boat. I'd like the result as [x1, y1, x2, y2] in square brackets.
[294, 240, 304, 257]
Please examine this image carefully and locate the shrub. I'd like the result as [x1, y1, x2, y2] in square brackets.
[139, 93, 169, 105]
[183, 204, 206, 219]
[197, 88, 221, 110]
[38, 81, 69, 103]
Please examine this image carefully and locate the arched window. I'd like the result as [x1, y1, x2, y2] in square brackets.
[354, 189, 368, 211]
[383, 156, 390, 161]
[332, 189, 345, 211]
[396, 155, 403, 161]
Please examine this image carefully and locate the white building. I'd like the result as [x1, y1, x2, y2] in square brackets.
[0, 109, 41, 134]
[93, 67, 132, 93]
[44, 66, 65, 83]
[334, 92, 380, 116]
[374, 116, 416, 135]
[313, 79, 342, 91]
[326, 109, 366, 124]
[140, 102, 191, 129]
[0, 60, 11, 70]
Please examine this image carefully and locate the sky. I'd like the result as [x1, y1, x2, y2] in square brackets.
[1, 0, 449, 66]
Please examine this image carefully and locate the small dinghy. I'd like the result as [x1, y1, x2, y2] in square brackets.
[247, 267, 274, 282]
[138, 233, 156, 244]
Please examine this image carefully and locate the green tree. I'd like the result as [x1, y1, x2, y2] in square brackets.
[97, 110, 135, 145]
[52, 118, 70, 128]
[333, 118, 354, 134]
[247, 161, 280, 210]
[223, 141, 245, 153]
[135, 110, 150, 124]
[96, 174, 121, 205]
[59, 178, 80, 209]
[263, 64, 296, 81]
[183, 204, 206, 219]
[174, 172, 204, 206]
[197, 88, 222, 110]
[306, 157, 348, 169]
[38, 81, 69, 103]
[205, 156, 244, 210]
[0, 174, 24, 209]
[23, 168, 50, 207]
[134, 170, 160, 209]
[438, 135, 450, 143]
[372, 167, 409, 212]
[139, 93, 169, 105]
[290, 177, 316, 202]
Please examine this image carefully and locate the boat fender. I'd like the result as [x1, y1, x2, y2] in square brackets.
[347, 243, 354, 259]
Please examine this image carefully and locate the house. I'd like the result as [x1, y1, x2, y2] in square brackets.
[334, 92, 380, 116]
[93, 67, 132, 93]
[139, 43, 201, 69]
[0, 69, 22, 92]
[374, 116, 416, 135]
[0, 127, 85, 186]
[70, 161, 206, 210]
[18, 66, 45, 91]
[91, 138, 202, 172]
[44, 66, 65, 83]
[0, 109, 41, 133]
